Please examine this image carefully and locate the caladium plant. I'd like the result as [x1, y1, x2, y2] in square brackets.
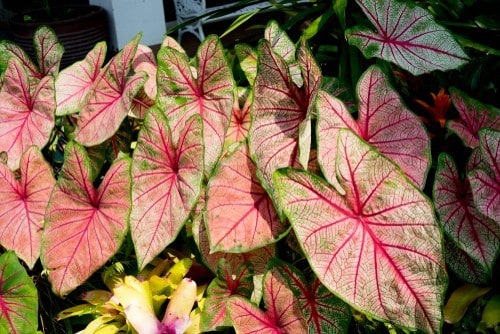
[1, 0, 499, 332]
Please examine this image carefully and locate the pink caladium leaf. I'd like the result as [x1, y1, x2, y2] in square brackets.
[201, 259, 254, 331]
[192, 216, 274, 303]
[346, 0, 468, 75]
[192, 217, 274, 273]
[468, 128, 500, 222]
[317, 65, 430, 189]
[225, 89, 251, 147]
[33, 26, 64, 78]
[157, 35, 234, 176]
[448, 88, 500, 148]
[271, 259, 351, 333]
[229, 268, 307, 334]
[130, 44, 157, 119]
[41, 142, 131, 296]
[206, 144, 284, 253]
[249, 39, 321, 210]
[75, 34, 146, 146]
[433, 153, 500, 276]
[0, 251, 38, 334]
[0, 58, 55, 170]
[0, 147, 55, 269]
[55, 41, 107, 116]
[133, 44, 157, 101]
[131, 109, 204, 270]
[0, 41, 41, 83]
[274, 129, 446, 333]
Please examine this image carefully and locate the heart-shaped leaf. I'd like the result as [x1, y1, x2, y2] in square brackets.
[55, 41, 107, 116]
[468, 128, 500, 222]
[157, 35, 234, 176]
[33, 25, 64, 78]
[447, 88, 500, 148]
[192, 216, 274, 303]
[317, 65, 430, 189]
[0, 251, 38, 334]
[444, 239, 490, 285]
[201, 259, 254, 331]
[433, 153, 500, 275]
[0, 58, 55, 170]
[0, 41, 41, 83]
[271, 259, 351, 333]
[225, 89, 251, 147]
[0, 147, 55, 269]
[75, 34, 146, 146]
[206, 144, 284, 253]
[346, 0, 468, 75]
[42, 142, 131, 296]
[275, 129, 446, 333]
[249, 39, 321, 208]
[131, 109, 203, 270]
[130, 44, 157, 119]
[235, 44, 258, 85]
[229, 267, 307, 333]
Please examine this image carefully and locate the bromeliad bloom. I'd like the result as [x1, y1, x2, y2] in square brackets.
[416, 88, 451, 128]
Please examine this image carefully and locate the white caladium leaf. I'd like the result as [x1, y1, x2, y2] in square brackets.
[206, 144, 284, 253]
[0, 40, 41, 84]
[0, 59, 55, 170]
[157, 35, 234, 176]
[225, 89, 251, 147]
[317, 65, 430, 188]
[235, 44, 258, 85]
[0, 147, 55, 269]
[275, 129, 446, 333]
[444, 239, 490, 285]
[346, 0, 468, 75]
[448, 88, 500, 148]
[42, 142, 131, 296]
[55, 42, 107, 116]
[468, 128, 500, 223]
[433, 153, 500, 275]
[131, 110, 204, 270]
[249, 39, 321, 210]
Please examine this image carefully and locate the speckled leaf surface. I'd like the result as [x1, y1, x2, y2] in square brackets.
[0, 251, 38, 334]
[248, 39, 321, 209]
[317, 65, 430, 189]
[272, 260, 351, 333]
[33, 26, 64, 78]
[448, 88, 500, 148]
[0, 59, 55, 170]
[206, 144, 284, 253]
[229, 268, 307, 334]
[75, 34, 145, 146]
[275, 129, 445, 333]
[346, 0, 468, 75]
[42, 142, 131, 296]
[157, 35, 234, 176]
[131, 110, 203, 270]
[0, 147, 55, 269]
[201, 259, 254, 331]
[434, 153, 500, 275]
[55, 42, 107, 116]
[468, 128, 500, 222]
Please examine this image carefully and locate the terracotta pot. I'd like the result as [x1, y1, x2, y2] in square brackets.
[8, 5, 108, 68]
